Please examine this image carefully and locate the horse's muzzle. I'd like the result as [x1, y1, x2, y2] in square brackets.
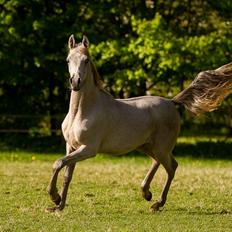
[69, 76, 81, 91]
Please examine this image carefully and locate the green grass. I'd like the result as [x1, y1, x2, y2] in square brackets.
[0, 151, 232, 232]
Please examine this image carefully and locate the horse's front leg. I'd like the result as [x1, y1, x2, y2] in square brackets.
[55, 144, 76, 210]
[47, 163, 62, 207]
[46, 145, 96, 212]
[57, 163, 76, 210]
[50, 144, 76, 209]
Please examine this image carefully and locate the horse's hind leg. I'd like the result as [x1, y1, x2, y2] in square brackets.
[151, 154, 178, 212]
[138, 145, 160, 201]
[141, 159, 160, 201]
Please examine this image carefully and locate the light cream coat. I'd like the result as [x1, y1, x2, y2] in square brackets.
[47, 35, 232, 212]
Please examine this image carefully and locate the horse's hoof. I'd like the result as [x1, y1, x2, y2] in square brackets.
[142, 191, 152, 201]
[52, 195, 61, 205]
[144, 191, 152, 201]
[150, 202, 161, 212]
[45, 204, 64, 213]
[45, 206, 58, 213]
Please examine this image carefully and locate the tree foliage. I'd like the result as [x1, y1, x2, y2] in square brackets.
[0, 0, 231, 135]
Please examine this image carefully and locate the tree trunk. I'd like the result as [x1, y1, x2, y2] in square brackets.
[48, 72, 56, 136]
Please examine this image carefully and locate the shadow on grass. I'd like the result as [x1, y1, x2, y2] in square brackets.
[170, 207, 232, 215]
[173, 140, 232, 160]
[0, 134, 65, 154]
[127, 139, 232, 160]
[0, 134, 231, 160]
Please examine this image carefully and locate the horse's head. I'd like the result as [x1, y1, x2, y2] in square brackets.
[66, 35, 91, 91]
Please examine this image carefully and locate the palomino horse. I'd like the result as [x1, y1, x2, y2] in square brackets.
[47, 35, 232, 212]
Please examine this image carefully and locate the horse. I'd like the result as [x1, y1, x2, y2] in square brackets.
[47, 35, 232, 212]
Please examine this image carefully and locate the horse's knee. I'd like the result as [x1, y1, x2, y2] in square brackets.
[53, 159, 63, 171]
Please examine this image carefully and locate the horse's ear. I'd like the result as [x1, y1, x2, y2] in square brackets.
[68, 34, 76, 49]
[82, 35, 89, 48]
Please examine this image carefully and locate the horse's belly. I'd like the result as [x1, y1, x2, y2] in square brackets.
[99, 127, 151, 155]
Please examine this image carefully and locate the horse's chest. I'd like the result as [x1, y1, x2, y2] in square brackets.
[62, 117, 92, 149]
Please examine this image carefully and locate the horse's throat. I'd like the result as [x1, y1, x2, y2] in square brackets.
[68, 91, 80, 118]
[68, 87, 97, 121]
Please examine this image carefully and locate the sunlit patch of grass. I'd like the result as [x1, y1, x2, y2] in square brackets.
[175, 136, 232, 159]
[177, 135, 232, 144]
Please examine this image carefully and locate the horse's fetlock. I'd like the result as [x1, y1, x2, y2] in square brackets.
[57, 202, 65, 211]
[52, 194, 62, 206]
[158, 196, 166, 207]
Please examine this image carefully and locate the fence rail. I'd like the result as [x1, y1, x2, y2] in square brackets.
[0, 129, 61, 133]
[0, 114, 64, 134]
[0, 114, 65, 118]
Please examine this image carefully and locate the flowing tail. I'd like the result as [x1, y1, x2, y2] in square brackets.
[172, 62, 232, 115]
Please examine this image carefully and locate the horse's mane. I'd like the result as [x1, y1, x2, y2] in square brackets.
[75, 44, 110, 95]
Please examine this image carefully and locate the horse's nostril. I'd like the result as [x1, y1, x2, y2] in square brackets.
[69, 77, 73, 84]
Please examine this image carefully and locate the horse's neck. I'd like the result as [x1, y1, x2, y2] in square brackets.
[68, 78, 99, 120]
[68, 91, 80, 118]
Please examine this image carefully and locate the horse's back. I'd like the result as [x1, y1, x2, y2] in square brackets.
[120, 96, 180, 139]
[118, 96, 179, 126]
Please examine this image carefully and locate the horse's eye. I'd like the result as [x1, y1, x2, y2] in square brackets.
[66, 59, 69, 64]
[85, 58, 89, 64]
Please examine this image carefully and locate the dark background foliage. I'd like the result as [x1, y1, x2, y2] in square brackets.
[0, 0, 231, 145]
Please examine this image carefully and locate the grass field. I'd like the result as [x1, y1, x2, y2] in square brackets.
[0, 149, 232, 231]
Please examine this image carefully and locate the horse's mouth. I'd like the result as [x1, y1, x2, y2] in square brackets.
[69, 76, 81, 91]
[71, 86, 80, 91]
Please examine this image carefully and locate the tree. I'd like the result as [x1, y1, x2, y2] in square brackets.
[0, 0, 231, 136]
